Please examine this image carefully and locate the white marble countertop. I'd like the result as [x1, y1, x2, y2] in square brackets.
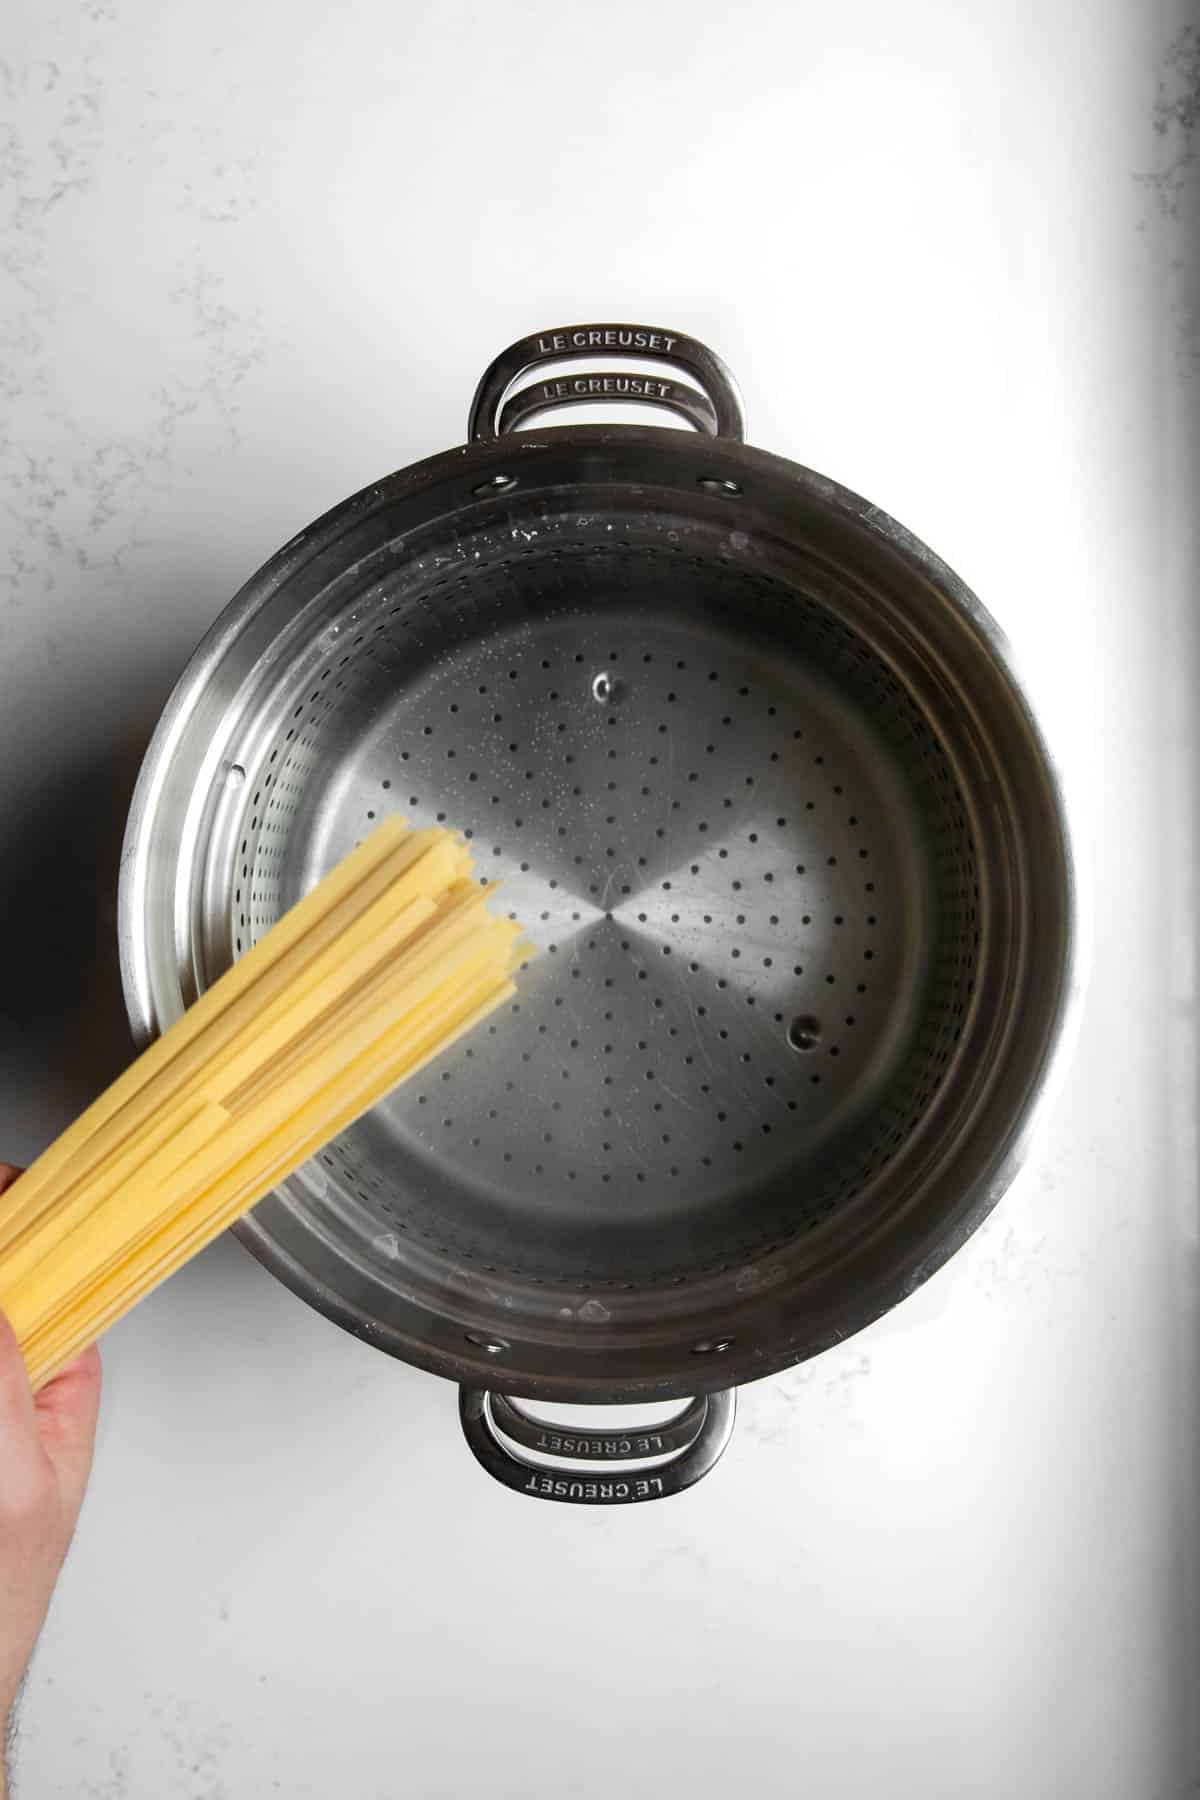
[1, 2, 1198, 1794]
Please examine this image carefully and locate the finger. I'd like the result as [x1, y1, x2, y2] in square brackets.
[0, 1170, 35, 1444]
[34, 1345, 102, 1509]
[0, 1309, 40, 1470]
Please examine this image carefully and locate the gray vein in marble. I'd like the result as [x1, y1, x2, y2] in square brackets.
[1, 258, 267, 596]
[2, 11, 269, 599]
[1139, 23, 1200, 220]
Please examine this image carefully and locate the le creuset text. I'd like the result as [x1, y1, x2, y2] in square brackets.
[524, 1474, 667, 1501]
[536, 328, 679, 354]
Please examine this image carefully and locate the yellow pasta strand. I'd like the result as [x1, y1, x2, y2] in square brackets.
[0, 820, 436, 1248]
[9, 819, 413, 1215]
[22, 964, 515, 1382]
[23, 970, 516, 1389]
[12, 936, 517, 1341]
[0, 817, 526, 1387]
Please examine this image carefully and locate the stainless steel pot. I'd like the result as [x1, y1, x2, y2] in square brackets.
[119, 325, 1079, 1502]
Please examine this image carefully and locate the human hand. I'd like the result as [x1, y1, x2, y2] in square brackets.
[0, 1164, 101, 1773]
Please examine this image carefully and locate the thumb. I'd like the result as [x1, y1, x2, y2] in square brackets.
[34, 1343, 102, 1515]
[0, 1165, 102, 1510]
[0, 1167, 41, 1469]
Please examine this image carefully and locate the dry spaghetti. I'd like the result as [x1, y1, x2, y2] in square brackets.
[0, 818, 525, 1389]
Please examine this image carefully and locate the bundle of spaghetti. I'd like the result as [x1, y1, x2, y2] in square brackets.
[0, 816, 526, 1391]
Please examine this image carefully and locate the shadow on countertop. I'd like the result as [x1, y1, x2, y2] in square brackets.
[0, 736, 155, 1148]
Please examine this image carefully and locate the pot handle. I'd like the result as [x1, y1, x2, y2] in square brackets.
[467, 324, 746, 443]
[458, 1387, 737, 1504]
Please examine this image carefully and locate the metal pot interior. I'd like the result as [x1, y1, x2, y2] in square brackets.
[120, 430, 1074, 1397]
